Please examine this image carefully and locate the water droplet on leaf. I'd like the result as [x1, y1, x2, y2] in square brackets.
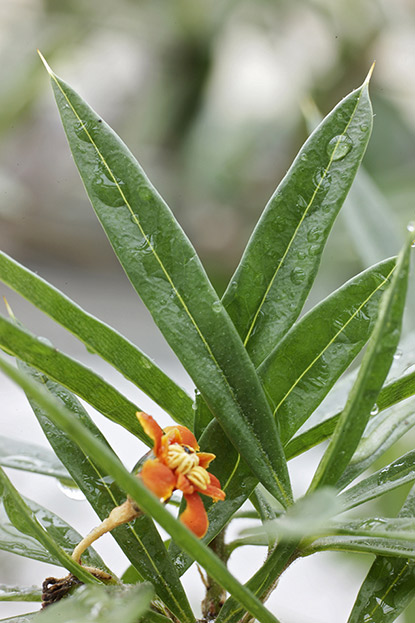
[74, 120, 101, 143]
[370, 404, 379, 416]
[309, 244, 320, 256]
[307, 227, 320, 242]
[291, 267, 306, 285]
[212, 301, 222, 313]
[58, 480, 86, 501]
[393, 349, 402, 360]
[313, 168, 331, 190]
[37, 336, 53, 347]
[296, 195, 308, 215]
[93, 171, 126, 208]
[138, 186, 153, 202]
[327, 134, 353, 161]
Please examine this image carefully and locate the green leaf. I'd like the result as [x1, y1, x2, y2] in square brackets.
[0, 252, 193, 428]
[193, 390, 213, 439]
[0, 354, 280, 623]
[285, 369, 415, 460]
[250, 486, 280, 548]
[34, 583, 154, 623]
[0, 466, 104, 583]
[0, 315, 145, 441]
[309, 233, 412, 491]
[338, 400, 415, 489]
[0, 585, 41, 602]
[19, 361, 195, 623]
[347, 486, 415, 623]
[378, 369, 415, 412]
[0, 436, 70, 481]
[305, 535, 415, 559]
[222, 71, 374, 367]
[258, 258, 395, 444]
[339, 450, 415, 510]
[0, 615, 36, 623]
[242, 489, 343, 543]
[332, 517, 415, 542]
[42, 56, 291, 506]
[215, 541, 299, 623]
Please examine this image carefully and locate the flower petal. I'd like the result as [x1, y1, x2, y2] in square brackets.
[203, 473, 226, 502]
[197, 452, 216, 469]
[164, 425, 199, 450]
[181, 492, 209, 538]
[176, 472, 195, 495]
[137, 412, 164, 456]
[140, 458, 177, 501]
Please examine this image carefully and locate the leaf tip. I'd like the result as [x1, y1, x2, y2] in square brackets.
[2, 296, 15, 320]
[37, 49, 54, 76]
[406, 221, 415, 247]
[363, 61, 376, 87]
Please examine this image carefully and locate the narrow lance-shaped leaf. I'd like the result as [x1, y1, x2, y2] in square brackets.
[0, 252, 193, 428]
[339, 450, 415, 511]
[0, 615, 36, 622]
[250, 486, 280, 549]
[330, 517, 415, 542]
[304, 535, 415, 560]
[309, 231, 412, 491]
[0, 435, 70, 481]
[171, 260, 399, 569]
[301, 95, 402, 268]
[0, 355, 281, 623]
[285, 368, 415, 460]
[0, 315, 145, 441]
[19, 361, 195, 623]
[0, 466, 103, 584]
[240, 489, 343, 542]
[338, 399, 415, 490]
[40, 54, 291, 506]
[35, 583, 154, 623]
[347, 486, 415, 623]
[222, 68, 374, 367]
[258, 257, 395, 444]
[0, 585, 41, 602]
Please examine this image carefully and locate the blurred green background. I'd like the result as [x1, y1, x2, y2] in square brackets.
[1, 1, 415, 621]
[1, 0, 414, 296]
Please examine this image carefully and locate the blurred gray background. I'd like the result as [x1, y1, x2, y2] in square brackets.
[1, 0, 415, 621]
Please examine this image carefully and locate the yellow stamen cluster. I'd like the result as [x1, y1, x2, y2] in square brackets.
[166, 443, 199, 473]
[186, 465, 209, 490]
[165, 443, 210, 490]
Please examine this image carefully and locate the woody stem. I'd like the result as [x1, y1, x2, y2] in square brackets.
[201, 529, 228, 620]
[72, 499, 140, 563]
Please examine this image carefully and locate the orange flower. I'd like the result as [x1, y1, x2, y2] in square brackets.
[137, 412, 225, 538]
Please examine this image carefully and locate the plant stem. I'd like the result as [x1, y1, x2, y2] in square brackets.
[201, 530, 229, 620]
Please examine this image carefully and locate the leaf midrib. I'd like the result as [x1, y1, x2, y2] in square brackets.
[271, 264, 396, 418]
[243, 85, 368, 352]
[51, 72, 288, 504]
